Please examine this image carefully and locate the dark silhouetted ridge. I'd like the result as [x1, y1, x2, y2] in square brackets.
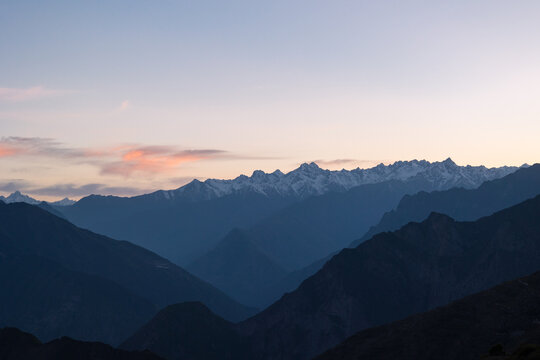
[121, 302, 249, 360]
[0, 327, 162, 360]
[317, 271, 540, 360]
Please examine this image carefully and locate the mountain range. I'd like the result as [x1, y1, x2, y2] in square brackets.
[352, 163, 540, 247]
[55, 159, 520, 268]
[0, 191, 75, 206]
[0, 202, 254, 345]
[2, 158, 537, 360]
[121, 193, 540, 360]
[160, 158, 521, 200]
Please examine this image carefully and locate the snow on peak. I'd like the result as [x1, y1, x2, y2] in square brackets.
[1, 191, 40, 205]
[167, 158, 521, 201]
[298, 162, 321, 171]
[50, 197, 76, 206]
[0, 191, 75, 206]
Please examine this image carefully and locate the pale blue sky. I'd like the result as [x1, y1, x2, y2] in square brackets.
[1, 0, 539, 199]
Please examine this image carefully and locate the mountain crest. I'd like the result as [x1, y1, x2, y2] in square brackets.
[298, 162, 321, 171]
[168, 158, 522, 201]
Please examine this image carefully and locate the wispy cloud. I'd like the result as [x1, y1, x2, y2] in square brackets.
[101, 147, 225, 176]
[0, 179, 31, 193]
[0, 86, 71, 102]
[0, 137, 229, 177]
[0, 180, 153, 198]
[0, 137, 86, 159]
[25, 183, 151, 198]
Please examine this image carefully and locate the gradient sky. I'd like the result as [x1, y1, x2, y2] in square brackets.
[1, 0, 539, 200]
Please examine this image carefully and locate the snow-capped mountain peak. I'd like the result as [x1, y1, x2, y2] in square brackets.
[157, 158, 523, 202]
[0, 191, 41, 205]
[50, 197, 77, 206]
[0, 191, 75, 206]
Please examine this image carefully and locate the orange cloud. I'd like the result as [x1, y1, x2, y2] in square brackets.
[0, 145, 21, 157]
[0, 136, 229, 177]
[101, 147, 225, 177]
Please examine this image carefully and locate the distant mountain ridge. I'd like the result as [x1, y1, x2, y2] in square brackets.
[151, 158, 522, 202]
[0, 159, 524, 207]
[0, 191, 75, 206]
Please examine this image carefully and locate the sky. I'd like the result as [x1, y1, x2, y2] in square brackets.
[1, 0, 539, 200]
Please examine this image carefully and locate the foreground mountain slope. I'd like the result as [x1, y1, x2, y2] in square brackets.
[58, 159, 519, 265]
[237, 194, 540, 360]
[121, 302, 249, 360]
[187, 229, 287, 307]
[0, 327, 162, 360]
[317, 271, 540, 360]
[352, 163, 540, 247]
[0, 242, 154, 344]
[0, 202, 254, 342]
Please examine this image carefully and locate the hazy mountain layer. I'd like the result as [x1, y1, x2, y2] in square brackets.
[161, 158, 520, 200]
[0, 202, 254, 344]
[187, 229, 288, 307]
